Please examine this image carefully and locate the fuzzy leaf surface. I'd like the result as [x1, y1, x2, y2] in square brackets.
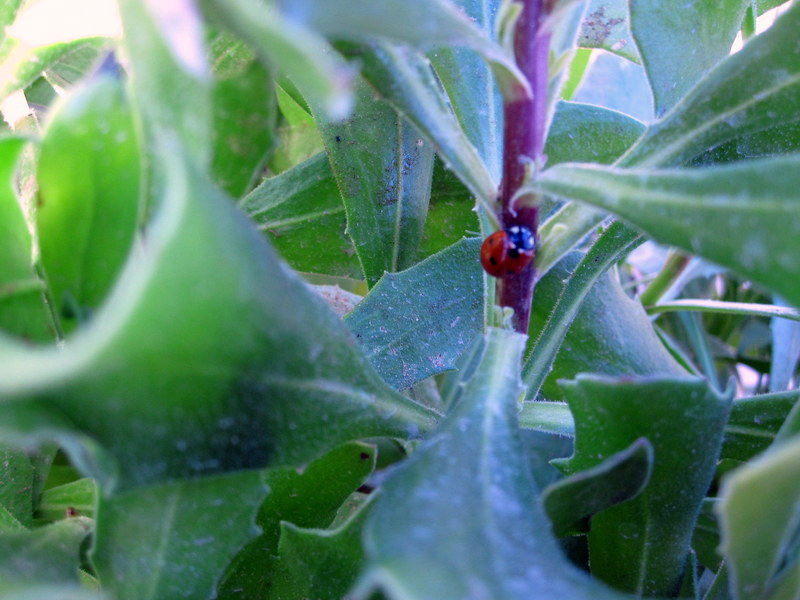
[577, 0, 639, 62]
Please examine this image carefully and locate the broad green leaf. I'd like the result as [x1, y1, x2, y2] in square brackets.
[545, 101, 645, 166]
[0, 445, 33, 528]
[37, 73, 139, 329]
[518, 401, 575, 436]
[0, 517, 92, 588]
[345, 238, 484, 390]
[37, 478, 97, 522]
[722, 390, 800, 462]
[543, 437, 653, 537]
[44, 43, 105, 89]
[717, 435, 800, 600]
[267, 499, 371, 600]
[210, 56, 276, 198]
[276, 0, 529, 101]
[218, 442, 375, 598]
[427, 0, 503, 182]
[630, 0, 749, 116]
[534, 157, 800, 308]
[118, 0, 210, 167]
[621, 4, 800, 167]
[0, 1, 23, 44]
[523, 222, 684, 400]
[0, 146, 437, 490]
[0, 38, 108, 104]
[557, 376, 732, 597]
[348, 42, 498, 209]
[312, 77, 434, 287]
[577, 0, 639, 62]
[357, 328, 626, 600]
[201, 0, 354, 120]
[0, 136, 50, 341]
[92, 471, 266, 600]
[241, 152, 361, 279]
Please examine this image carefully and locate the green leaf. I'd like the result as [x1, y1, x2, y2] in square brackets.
[0, 136, 50, 342]
[722, 390, 800, 462]
[621, 4, 800, 167]
[717, 435, 800, 600]
[348, 42, 498, 209]
[345, 238, 484, 390]
[210, 56, 276, 198]
[545, 101, 646, 167]
[518, 401, 575, 437]
[37, 478, 97, 522]
[543, 437, 653, 537]
[1, 145, 437, 490]
[37, 73, 140, 329]
[630, 0, 749, 116]
[201, 0, 354, 121]
[312, 77, 435, 287]
[267, 499, 371, 600]
[0, 37, 108, 104]
[0, 0, 23, 44]
[427, 0, 503, 182]
[277, 0, 530, 101]
[357, 329, 626, 600]
[523, 223, 684, 400]
[534, 157, 800, 308]
[218, 442, 376, 598]
[648, 299, 800, 322]
[0, 517, 92, 588]
[0, 445, 33, 528]
[118, 0, 210, 166]
[92, 471, 266, 600]
[268, 84, 324, 174]
[577, 0, 640, 62]
[557, 376, 732, 597]
[241, 152, 361, 279]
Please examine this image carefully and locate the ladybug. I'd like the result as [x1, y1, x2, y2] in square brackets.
[480, 224, 536, 277]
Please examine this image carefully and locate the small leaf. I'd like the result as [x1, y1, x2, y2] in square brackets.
[717, 435, 800, 600]
[276, 0, 530, 101]
[92, 471, 267, 600]
[722, 390, 800, 462]
[518, 401, 575, 437]
[357, 329, 627, 600]
[241, 152, 360, 279]
[621, 4, 800, 167]
[312, 77, 434, 287]
[0, 445, 33, 528]
[37, 478, 97, 522]
[534, 157, 800, 308]
[345, 238, 484, 390]
[545, 101, 645, 167]
[577, 0, 639, 62]
[559, 376, 732, 597]
[543, 437, 653, 537]
[218, 442, 376, 598]
[630, 0, 749, 116]
[0, 517, 92, 587]
[37, 72, 140, 329]
[0, 136, 50, 341]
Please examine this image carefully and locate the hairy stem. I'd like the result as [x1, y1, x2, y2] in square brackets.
[497, 0, 552, 333]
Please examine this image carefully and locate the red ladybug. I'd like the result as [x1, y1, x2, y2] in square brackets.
[480, 225, 536, 277]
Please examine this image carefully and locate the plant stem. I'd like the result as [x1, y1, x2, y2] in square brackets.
[497, 0, 552, 333]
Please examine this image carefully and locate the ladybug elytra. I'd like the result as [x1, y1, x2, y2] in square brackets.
[480, 224, 535, 278]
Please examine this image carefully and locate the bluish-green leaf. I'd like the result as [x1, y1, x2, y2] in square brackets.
[92, 471, 266, 600]
[357, 329, 627, 600]
[543, 437, 653, 537]
[1, 145, 437, 490]
[577, 0, 639, 62]
[346, 238, 484, 390]
[630, 0, 749, 116]
[557, 376, 732, 597]
[717, 434, 800, 600]
[312, 77, 434, 287]
[722, 390, 800, 461]
[241, 152, 360, 278]
[621, 4, 800, 166]
[545, 101, 645, 166]
[534, 157, 800, 308]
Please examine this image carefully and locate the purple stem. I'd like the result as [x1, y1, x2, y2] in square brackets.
[497, 0, 552, 333]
